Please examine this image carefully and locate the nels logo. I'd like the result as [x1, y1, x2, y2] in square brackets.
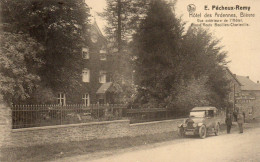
[187, 4, 196, 13]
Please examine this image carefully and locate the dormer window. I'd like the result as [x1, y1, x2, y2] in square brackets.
[82, 47, 89, 59]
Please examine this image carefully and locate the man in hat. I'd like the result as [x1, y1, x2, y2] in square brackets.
[237, 111, 244, 133]
[225, 112, 232, 134]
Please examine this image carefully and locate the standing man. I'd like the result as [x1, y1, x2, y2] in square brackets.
[237, 112, 244, 133]
[225, 112, 232, 134]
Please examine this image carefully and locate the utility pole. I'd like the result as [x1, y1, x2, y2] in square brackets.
[117, 0, 122, 53]
[233, 83, 236, 112]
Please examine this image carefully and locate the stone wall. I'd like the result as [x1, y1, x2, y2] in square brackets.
[129, 119, 184, 136]
[2, 118, 186, 148]
[0, 104, 12, 158]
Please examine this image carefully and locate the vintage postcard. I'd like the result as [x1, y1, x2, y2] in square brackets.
[0, 0, 259, 161]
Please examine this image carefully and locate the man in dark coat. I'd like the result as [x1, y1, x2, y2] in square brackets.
[225, 112, 232, 134]
[237, 112, 244, 133]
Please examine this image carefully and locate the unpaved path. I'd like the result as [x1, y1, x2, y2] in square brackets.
[59, 124, 260, 162]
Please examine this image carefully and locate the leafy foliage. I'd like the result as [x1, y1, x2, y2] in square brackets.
[99, 0, 149, 51]
[0, 32, 44, 104]
[133, 0, 229, 110]
[1, 0, 91, 103]
[166, 77, 210, 112]
[180, 26, 229, 108]
[133, 0, 184, 107]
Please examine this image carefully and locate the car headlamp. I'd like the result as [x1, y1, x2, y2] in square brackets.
[193, 123, 197, 127]
[198, 123, 203, 127]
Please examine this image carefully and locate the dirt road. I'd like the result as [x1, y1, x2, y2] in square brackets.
[65, 126, 260, 162]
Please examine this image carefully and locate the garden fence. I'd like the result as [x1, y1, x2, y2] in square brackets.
[12, 104, 126, 129]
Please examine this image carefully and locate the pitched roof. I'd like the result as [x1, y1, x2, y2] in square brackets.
[225, 67, 242, 86]
[91, 20, 106, 41]
[96, 82, 113, 94]
[236, 75, 260, 91]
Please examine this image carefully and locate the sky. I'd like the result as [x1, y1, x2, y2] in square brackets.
[85, 0, 260, 82]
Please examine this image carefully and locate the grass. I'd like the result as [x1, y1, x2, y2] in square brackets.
[1, 119, 260, 162]
[1, 131, 178, 162]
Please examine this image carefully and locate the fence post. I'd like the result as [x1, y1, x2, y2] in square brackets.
[60, 105, 63, 125]
[97, 103, 99, 118]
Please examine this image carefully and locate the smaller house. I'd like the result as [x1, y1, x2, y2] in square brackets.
[224, 68, 242, 110]
[235, 75, 260, 120]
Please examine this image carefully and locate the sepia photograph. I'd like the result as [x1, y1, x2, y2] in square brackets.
[0, 0, 259, 161]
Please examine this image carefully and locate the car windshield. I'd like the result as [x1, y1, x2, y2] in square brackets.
[189, 111, 205, 118]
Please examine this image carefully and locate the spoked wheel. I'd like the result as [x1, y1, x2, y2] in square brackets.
[215, 124, 220, 136]
[177, 127, 185, 137]
[199, 125, 207, 139]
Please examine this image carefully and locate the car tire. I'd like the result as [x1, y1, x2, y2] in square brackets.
[215, 124, 220, 136]
[177, 127, 184, 137]
[199, 125, 207, 139]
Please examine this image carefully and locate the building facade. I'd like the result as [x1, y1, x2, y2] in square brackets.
[225, 68, 260, 120]
[225, 68, 242, 111]
[57, 21, 116, 106]
[235, 75, 260, 120]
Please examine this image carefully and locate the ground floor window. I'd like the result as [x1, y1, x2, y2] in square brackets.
[58, 93, 66, 106]
[82, 94, 90, 106]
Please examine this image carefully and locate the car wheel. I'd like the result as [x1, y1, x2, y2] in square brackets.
[199, 125, 207, 139]
[215, 124, 220, 136]
[177, 127, 184, 137]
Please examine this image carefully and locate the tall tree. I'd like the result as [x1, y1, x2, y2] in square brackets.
[133, 0, 184, 107]
[99, 0, 148, 51]
[133, 0, 229, 110]
[1, 0, 91, 103]
[180, 26, 229, 108]
[99, 0, 149, 104]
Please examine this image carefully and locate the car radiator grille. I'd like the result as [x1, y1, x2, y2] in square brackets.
[187, 122, 194, 129]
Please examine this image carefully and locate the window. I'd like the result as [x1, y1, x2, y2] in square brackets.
[82, 68, 90, 82]
[82, 47, 89, 59]
[57, 93, 66, 106]
[82, 94, 90, 106]
[99, 70, 106, 83]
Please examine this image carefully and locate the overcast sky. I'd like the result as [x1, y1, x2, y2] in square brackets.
[85, 0, 260, 82]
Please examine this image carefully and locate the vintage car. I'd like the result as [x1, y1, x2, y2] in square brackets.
[177, 106, 221, 139]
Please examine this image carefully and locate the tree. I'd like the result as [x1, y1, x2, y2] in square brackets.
[133, 0, 230, 110]
[99, 0, 148, 105]
[133, 0, 184, 107]
[166, 77, 210, 112]
[180, 26, 230, 108]
[0, 32, 44, 104]
[1, 0, 91, 103]
[99, 0, 148, 52]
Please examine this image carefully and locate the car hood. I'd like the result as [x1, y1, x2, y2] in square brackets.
[185, 117, 204, 123]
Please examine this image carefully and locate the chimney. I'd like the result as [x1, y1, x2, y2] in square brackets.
[257, 81, 259, 84]
[246, 76, 249, 79]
